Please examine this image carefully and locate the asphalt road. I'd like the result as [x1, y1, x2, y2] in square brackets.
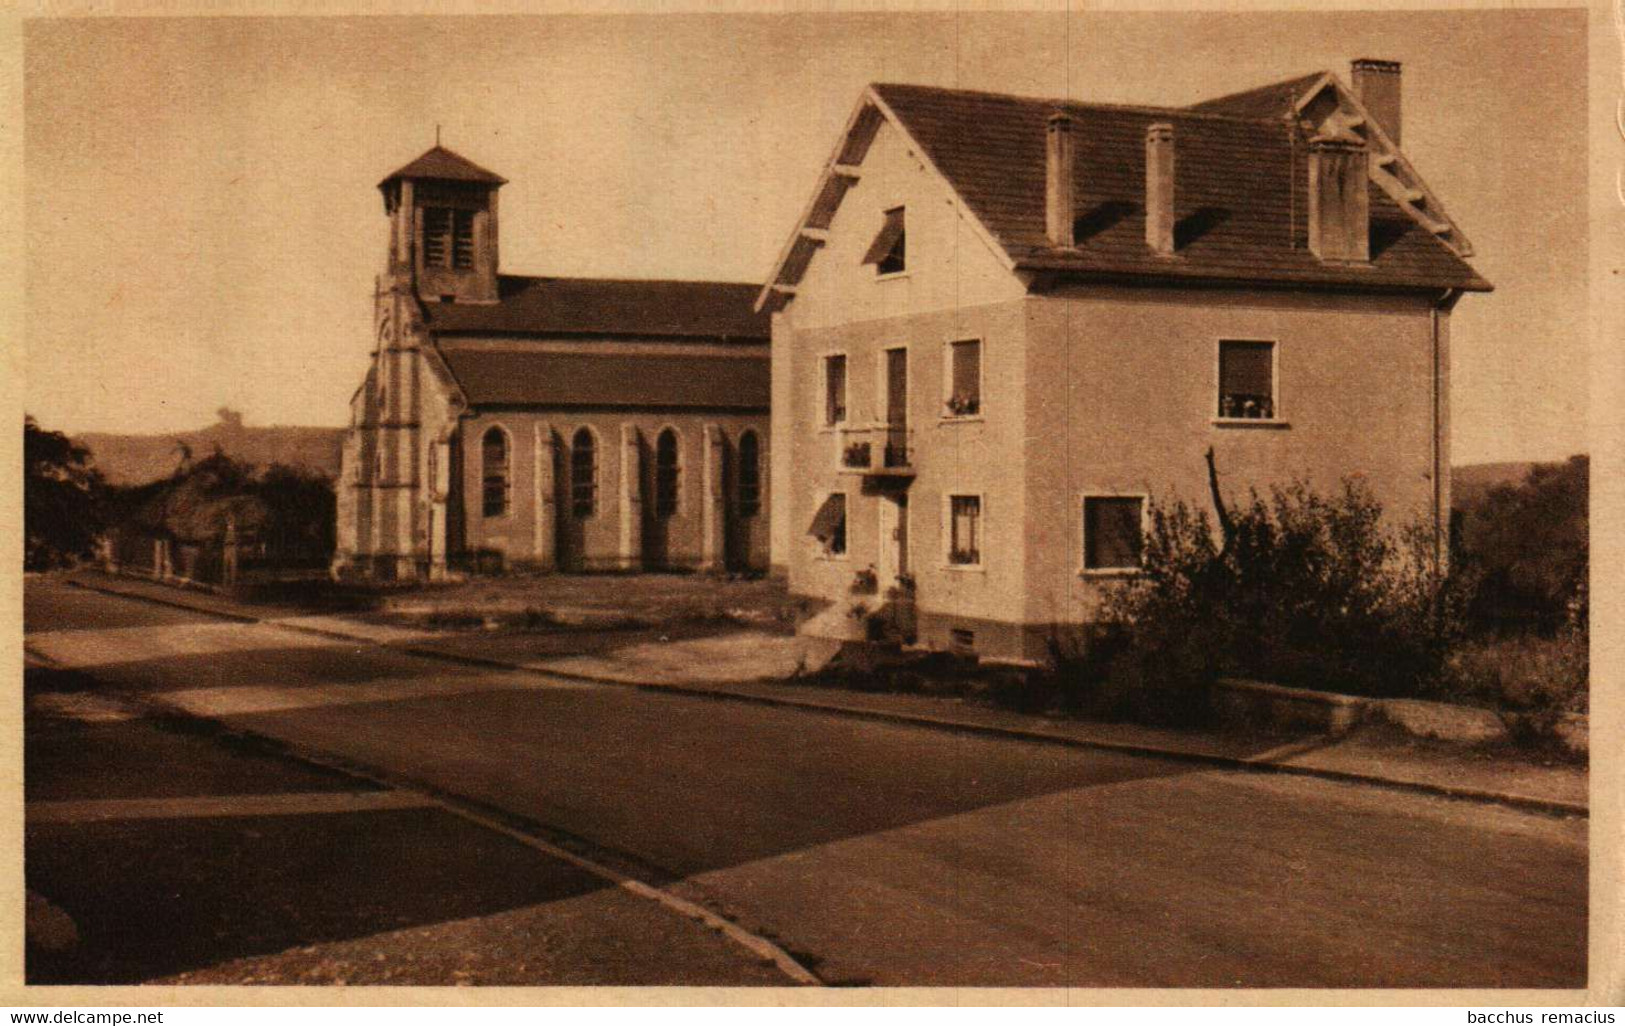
[24, 577, 1588, 988]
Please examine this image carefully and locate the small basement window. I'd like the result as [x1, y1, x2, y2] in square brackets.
[1083, 495, 1145, 572]
[1218, 340, 1276, 420]
[863, 207, 906, 276]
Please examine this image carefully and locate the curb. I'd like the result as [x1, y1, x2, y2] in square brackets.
[63, 574, 1588, 820]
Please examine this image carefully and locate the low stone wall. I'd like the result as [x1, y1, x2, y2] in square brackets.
[1213, 678, 1369, 736]
[1213, 677, 1588, 755]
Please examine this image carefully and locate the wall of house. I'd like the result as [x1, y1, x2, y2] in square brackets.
[772, 114, 1026, 610]
[1021, 285, 1447, 647]
[456, 409, 770, 573]
[783, 299, 1031, 641]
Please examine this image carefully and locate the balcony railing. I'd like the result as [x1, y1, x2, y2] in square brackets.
[837, 424, 915, 477]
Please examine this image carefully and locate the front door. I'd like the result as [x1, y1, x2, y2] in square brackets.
[877, 493, 909, 584]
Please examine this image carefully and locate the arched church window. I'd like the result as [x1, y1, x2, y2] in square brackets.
[737, 430, 761, 518]
[571, 428, 597, 518]
[655, 429, 680, 518]
[482, 427, 510, 518]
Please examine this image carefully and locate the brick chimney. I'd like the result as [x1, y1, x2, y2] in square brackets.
[1144, 122, 1176, 255]
[1308, 133, 1370, 263]
[1351, 58, 1402, 145]
[1045, 110, 1075, 248]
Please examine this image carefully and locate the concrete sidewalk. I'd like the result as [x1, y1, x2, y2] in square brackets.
[65, 571, 1588, 817]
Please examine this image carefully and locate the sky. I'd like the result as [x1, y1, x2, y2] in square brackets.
[22, 8, 1588, 464]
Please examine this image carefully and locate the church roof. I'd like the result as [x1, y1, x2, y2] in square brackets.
[379, 145, 507, 188]
[437, 349, 769, 410]
[426, 275, 770, 340]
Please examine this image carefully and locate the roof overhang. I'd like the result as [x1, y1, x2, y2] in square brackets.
[1292, 72, 1475, 259]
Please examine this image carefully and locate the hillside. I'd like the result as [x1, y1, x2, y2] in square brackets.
[78, 409, 343, 486]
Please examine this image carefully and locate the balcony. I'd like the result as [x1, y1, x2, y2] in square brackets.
[837, 424, 915, 478]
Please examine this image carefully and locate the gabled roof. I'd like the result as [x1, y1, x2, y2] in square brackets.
[759, 75, 1489, 311]
[1186, 71, 1331, 119]
[425, 275, 770, 340]
[437, 349, 769, 410]
[379, 145, 507, 188]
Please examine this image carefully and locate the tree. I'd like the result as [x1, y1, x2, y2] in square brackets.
[1455, 455, 1588, 632]
[24, 416, 105, 570]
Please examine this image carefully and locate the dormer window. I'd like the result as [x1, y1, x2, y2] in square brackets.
[863, 207, 906, 276]
[422, 207, 475, 270]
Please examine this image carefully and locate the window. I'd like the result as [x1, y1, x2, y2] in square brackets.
[862, 207, 906, 275]
[570, 428, 597, 518]
[737, 430, 762, 518]
[824, 354, 847, 426]
[655, 428, 680, 518]
[1218, 340, 1275, 420]
[481, 427, 510, 518]
[809, 492, 847, 557]
[947, 495, 982, 566]
[422, 207, 475, 270]
[1083, 496, 1145, 571]
[946, 339, 982, 417]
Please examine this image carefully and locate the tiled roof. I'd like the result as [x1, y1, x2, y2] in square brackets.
[438, 349, 769, 410]
[1185, 72, 1329, 119]
[868, 82, 1490, 292]
[379, 146, 507, 187]
[427, 276, 771, 340]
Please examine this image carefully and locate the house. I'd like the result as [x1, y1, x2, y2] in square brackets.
[759, 61, 1491, 663]
[334, 146, 771, 580]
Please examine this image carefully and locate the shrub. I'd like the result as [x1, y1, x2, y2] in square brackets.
[1454, 456, 1587, 633]
[1442, 630, 1588, 748]
[1089, 476, 1474, 707]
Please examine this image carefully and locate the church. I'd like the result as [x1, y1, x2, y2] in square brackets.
[333, 146, 771, 580]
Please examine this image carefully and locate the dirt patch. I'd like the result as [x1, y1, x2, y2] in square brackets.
[366, 574, 815, 636]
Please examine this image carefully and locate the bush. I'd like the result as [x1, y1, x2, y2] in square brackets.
[1085, 477, 1474, 708]
[25, 416, 105, 570]
[1454, 456, 1587, 633]
[1442, 630, 1588, 747]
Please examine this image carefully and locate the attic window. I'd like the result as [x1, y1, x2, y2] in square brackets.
[422, 207, 475, 270]
[863, 207, 906, 275]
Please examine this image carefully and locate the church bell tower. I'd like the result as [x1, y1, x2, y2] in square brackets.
[378, 145, 506, 304]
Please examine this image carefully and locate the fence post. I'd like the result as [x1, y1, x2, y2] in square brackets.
[223, 514, 239, 586]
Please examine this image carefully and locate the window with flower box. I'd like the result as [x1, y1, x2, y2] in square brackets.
[945, 339, 982, 418]
[947, 494, 982, 567]
[1218, 340, 1276, 420]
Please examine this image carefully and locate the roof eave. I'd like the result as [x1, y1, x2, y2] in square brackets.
[1013, 259, 1492, 294]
